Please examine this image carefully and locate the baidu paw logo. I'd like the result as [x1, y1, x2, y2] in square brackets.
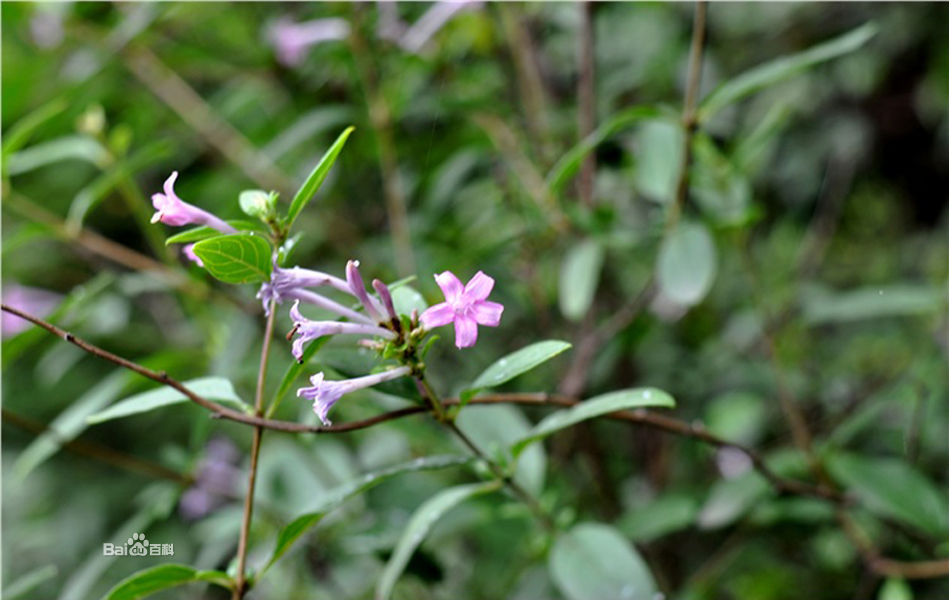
[127, 532, 149, 556]
[103, 532, 173, 557]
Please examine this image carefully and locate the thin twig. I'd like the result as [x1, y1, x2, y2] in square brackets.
[233, 301, 277, 599]
[349, 7, 415, 276]
[668, 0, 707, 231]
[1, 408, 191, 485]
[577, 1, 597, 207]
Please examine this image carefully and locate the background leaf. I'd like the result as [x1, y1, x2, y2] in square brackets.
[559, 239, 605, 322]
[376, 481, 500, 600]
[549, 523, 657, 600]
[511, 388, 675, 457]
[86, 377, 248, 424]
[657, 221, 717, 306]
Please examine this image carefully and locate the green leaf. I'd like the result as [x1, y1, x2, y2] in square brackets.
[510, 388, 675, 458]
[238, 189, 277, 220]
[260, 455, 472, 576]
[825, 452, 949, 535]
[559, 239, 605, 321]
[697, 471, 771, 529]
[103, 564, 231, 600]
[2, 98, 67, 160]
[633, 119, 683, 204]
[87, 377, 248, 424]
[547, 105, 663, 195]
[191, 234, 273, 284]
[699, 22, 877, 120]
[2, 565, 58, 600]
[284, 126, 354, 228]
[6, 135, 109, 176]
[657, 221, 717, 306]
[802, 284, 943, 324]
[376, 481, 501, 600]
[618, 494, 698, 542]
[549, 523, 657, 600]
[467, 340, 572, 393]
[878, 578, 913, 600]
[391, 285, 428, 316]
[164, 226, 223, 245]
[14, 371, 130, 480]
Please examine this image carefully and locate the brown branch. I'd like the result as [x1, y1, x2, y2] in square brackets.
[9, 302, 948, 579]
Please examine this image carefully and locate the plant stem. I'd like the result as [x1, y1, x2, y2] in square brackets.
[233, 300, 277, 599]
[668, 0, 707, 231]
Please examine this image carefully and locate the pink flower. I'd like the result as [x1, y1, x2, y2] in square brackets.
[267, 17, 350, 67]
[182, 244, 204, 267]
[297, 367, 410, 425]
[420, 271, 503, 348]
[151, 172, 236, 233]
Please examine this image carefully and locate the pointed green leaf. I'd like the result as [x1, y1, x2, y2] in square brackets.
[103, 564, 232, 600]
[87, 377, 248, 424]
[261, 455, 472, 576]
[191, 234, 272, 284]
[550, 523, 657, 600]
[699, 23, 877, 120]
[511, 388, 675, 457]
[376, 480, 501, 600]
[467, 340, 572, 394]
[284, 126, 354, 228]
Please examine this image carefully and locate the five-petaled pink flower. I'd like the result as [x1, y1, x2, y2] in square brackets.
[420, 271, 503, 348]
[151, 171, 235, 233]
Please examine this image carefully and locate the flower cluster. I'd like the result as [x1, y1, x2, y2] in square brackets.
[149, 171, 505, 426]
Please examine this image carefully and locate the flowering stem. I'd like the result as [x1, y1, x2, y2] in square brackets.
[233, 299, 277, 599]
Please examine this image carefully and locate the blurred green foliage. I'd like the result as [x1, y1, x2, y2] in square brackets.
[2, 2, 948, 599]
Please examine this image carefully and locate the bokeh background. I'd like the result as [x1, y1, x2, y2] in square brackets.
[2, 2, 948, 599]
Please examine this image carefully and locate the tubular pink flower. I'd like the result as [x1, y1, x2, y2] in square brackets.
[256, 265, 361, 318]
[297, 367, 411, 425]
[420, 270, 504, 348]
[346, 260, 384, 323]
[268, 17, 350, 66]
[151, 172, 236, 233]
[288, 301, 394, 361]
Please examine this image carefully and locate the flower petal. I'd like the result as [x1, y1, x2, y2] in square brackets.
[434, 271, 463, 303]
[471, 300, 503, 327]
[453, 315, 478, 348]
[463, 271, 494, 301]
[163, 171, 179, 198]
[289, 300, 305, 324]
[420, 302, 455, 329]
